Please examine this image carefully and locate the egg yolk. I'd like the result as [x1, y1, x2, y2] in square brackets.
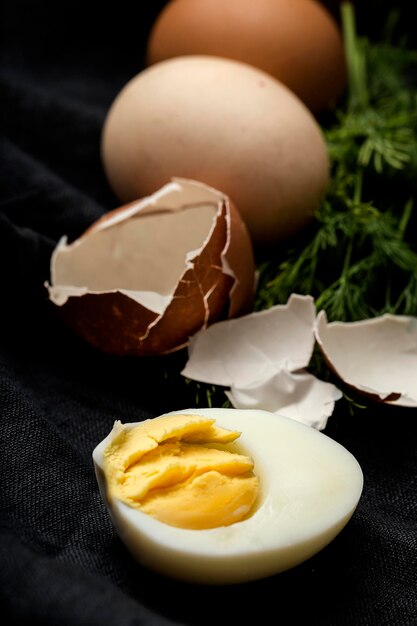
[103, 414, 259, 530]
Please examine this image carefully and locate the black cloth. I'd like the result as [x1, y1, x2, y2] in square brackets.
[1, 2, 416, 625]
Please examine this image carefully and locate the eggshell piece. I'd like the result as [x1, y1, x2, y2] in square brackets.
[101, 56, 330, 247]
[183, 294, 317, 387]
[147, 0, 347, 112]
[46, 179, 255, 356]
[227, 370, 343, 431]
[315, 311, 417, 406]
[93, 408, 363, 585]
[182, 294, 342, 428]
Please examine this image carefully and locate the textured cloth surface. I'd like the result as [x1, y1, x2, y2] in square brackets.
[1, 2, 416, 625]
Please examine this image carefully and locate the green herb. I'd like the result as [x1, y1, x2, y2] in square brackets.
[256, 1, 417, 322]
[185, 2, 417, 410]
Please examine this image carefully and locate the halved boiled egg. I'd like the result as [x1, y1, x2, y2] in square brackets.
[93, 408, 363, 584]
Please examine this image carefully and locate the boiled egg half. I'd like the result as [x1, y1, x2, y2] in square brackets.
[93, 408, 363, 584]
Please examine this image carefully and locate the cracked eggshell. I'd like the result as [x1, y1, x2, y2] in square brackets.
[46, 179, 255, 356]
[227, 370, 343, 431]
[183, 294, 317, 387]
[92, 408, 363, 585]
[101, 55, 329, 247]
[182, 294, 343, 428]
[315, 311, 417, 407]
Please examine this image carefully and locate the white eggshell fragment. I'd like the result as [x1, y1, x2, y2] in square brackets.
[93, 408, 363, 585]
[182, 294, 317, 387]
[315, 311, 417, 406]
[227, 370, 343, 431]
[182, 294, 342, 428]
[46, 178, 255, 356]
[101, 56, 330, 247]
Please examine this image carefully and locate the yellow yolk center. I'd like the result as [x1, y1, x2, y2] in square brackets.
[103, 414, 259, 530]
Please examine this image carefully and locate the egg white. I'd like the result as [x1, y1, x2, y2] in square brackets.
[93, 408, 363, 584]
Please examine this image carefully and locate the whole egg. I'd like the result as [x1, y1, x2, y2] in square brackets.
[93, 408, 363, 584]
[101, 56, 329, 247]
[146, 0, 347, 113]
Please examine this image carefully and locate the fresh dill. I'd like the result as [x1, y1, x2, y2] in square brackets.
[186, 2, 417, 410]
[255, 2, 417, 322]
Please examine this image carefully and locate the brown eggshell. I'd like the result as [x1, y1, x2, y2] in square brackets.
[46, 179, 255, 356]
[146, 0, 347, 113]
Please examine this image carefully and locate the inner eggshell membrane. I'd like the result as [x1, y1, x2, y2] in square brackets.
[52, 205, 216, 310]
[315, 311, 417, 406]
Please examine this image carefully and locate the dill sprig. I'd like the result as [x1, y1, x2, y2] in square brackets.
[255, 2, 417, 322]
[185, 3, 417, 409]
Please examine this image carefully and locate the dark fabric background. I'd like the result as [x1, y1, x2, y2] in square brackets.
[1, 1, 416, 624]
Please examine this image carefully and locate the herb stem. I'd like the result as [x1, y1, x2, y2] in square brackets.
[341, 2, 369, 111]
[342, 238, 354, 281]
[398, 199, 413, 239]
[353, 170, 363, 204]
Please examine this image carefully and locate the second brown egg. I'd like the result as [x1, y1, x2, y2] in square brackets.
[147, 0, 347, 114]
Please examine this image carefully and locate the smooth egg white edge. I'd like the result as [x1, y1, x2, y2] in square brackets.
[93, 408, 363, 585]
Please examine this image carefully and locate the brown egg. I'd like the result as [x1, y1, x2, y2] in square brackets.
[147, 0, 347, 113]
[46, 179, 255, 356]
[101, 56, 329, 247]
